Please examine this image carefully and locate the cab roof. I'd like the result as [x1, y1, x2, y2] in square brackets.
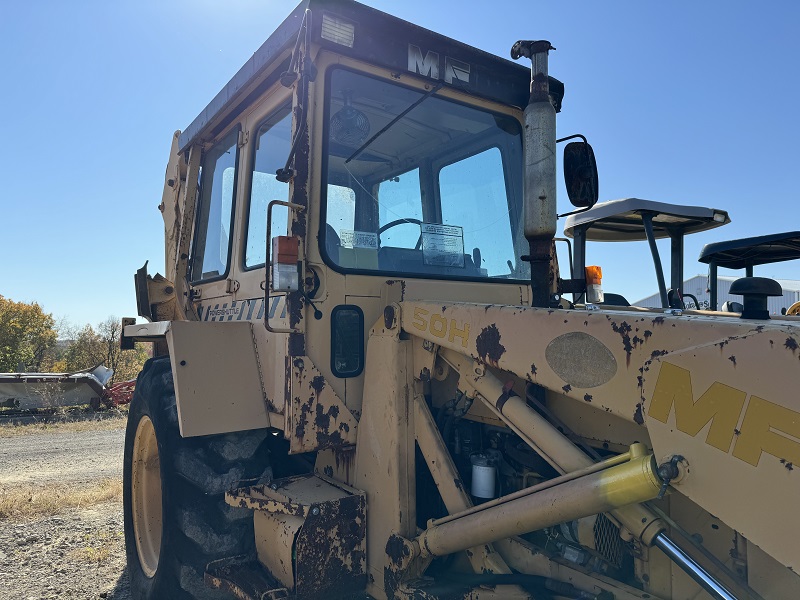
[698, 231, 800, 269]
[178, 0, 563, 153]
[563, 198, 730, 242]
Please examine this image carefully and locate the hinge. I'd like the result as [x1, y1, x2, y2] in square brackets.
[237, 130, 249, 148]
[226, 279, 240, 294]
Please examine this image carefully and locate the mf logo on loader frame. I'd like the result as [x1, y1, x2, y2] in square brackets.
[649, 362, 800, 468]
[408, 44, 470, 84]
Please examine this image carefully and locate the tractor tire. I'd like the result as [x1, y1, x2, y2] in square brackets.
[123, 356, 273, 599]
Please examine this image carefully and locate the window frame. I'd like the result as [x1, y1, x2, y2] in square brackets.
[242, 103, 294, 272]
[318, 65, 527, 285]
[189, 124, 242, 285]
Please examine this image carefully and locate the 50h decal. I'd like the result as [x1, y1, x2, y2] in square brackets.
[411, 307, 470, 348]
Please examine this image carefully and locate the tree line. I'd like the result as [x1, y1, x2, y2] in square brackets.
[0, 295, 148, 383]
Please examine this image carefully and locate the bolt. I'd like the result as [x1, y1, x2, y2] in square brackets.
[270, 483, 279, 490]
[311, 507, 320, 516]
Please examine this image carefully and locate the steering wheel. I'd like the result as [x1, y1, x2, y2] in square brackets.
[377, 218, 424, 250]
[787, 301, 800, 316]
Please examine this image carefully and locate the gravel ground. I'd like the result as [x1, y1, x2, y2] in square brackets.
[0, 425, 130, 599]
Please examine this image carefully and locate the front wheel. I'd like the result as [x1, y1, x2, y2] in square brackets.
[123, 357, 272, 599]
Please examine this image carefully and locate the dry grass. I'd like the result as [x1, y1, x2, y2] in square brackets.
[67, 530, 122, 564]
[0, 478, 122, 520]
[0, 415, 127, 438]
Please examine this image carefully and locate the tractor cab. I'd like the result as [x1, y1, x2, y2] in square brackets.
[563, 197, 730, 308]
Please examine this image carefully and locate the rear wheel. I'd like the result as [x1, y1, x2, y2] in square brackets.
[123, 357, 272, 599]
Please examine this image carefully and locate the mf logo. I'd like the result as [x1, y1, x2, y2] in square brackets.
[649, 362, 800, 467]
[408, 44, 470, 84]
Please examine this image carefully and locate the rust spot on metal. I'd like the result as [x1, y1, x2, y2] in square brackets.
[633, 403, 644, 425]
[288, 290, 304, 328]
[310, 375, 325, 395]
[323, 465, 334, 477]
[584, 393, 592, 402]
[332, 447, 356, 482]
[530, 363, 537, 377]
[476, 324, 506, 366]
[734, 428, 741, 436]
[562, 384, 571, 393]
[288, 331, 305, 356]
[611, 320, 641, 366]
[785, 337, 799, 354]
[454, 478, 464, 491]
[728, 355, 737, 367]
[652, 316, 665, 325]
[385, 534, 409, 566]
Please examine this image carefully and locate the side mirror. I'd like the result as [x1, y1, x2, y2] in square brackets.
[563, 141, 598, 208]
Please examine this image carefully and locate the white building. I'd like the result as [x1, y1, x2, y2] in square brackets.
[635, 275, 800, 314]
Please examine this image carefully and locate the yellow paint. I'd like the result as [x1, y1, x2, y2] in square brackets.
[412, 307, 429, 332]
[448, 320, 470, 347]
[429, 314, 447, 338]
[649, 362, 745, 453]
[409, 306, 470, 348]
[733, 396, 800, 467]
[650, 362, 800, 467]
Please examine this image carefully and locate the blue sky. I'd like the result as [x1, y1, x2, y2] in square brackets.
[1, 1, 798, 327]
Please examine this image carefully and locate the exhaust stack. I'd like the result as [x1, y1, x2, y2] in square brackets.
[512, 40, 557, 308]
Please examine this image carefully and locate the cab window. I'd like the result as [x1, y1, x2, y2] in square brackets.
[190, 127, 239, 282]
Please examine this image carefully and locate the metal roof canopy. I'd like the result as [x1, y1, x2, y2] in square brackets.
[698, 231, 800, 311]
[178, 0, 564, 154]
[563, 198, 730, 242]
[562, 199, 731, 309]
[698, 231, 800, 269]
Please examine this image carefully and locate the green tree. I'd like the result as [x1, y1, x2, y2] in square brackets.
[0, 295, 57, 372]
[62, 317, 149, 383]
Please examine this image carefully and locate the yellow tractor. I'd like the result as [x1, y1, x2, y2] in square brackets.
[122, 1, 800, 598]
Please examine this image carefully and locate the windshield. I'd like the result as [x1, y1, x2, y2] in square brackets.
[322, 68, 528, 281]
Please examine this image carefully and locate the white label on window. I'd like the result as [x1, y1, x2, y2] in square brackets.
[340, 229, 379, 250]
[421, 223, 464, 267]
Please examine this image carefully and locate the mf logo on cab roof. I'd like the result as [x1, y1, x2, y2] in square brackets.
[408, 44, 470, 85]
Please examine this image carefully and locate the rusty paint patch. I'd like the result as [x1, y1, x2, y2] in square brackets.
[728, 355, 737, 367]
[780, 459, 794, 471]
[644, 330, 652, 340]
[530, 363, 537, 377]
[288, 290, 304, 328]
[562, 384, 571, 393]
[633, 403, 644, 425]
[310, 375, 325, 394]
[584, 393, 592, 402]
[786, 337, 799, 354]
[652, 316, 665, 325]
[288, 331, 305, 356]
[476, 324, 506, 365]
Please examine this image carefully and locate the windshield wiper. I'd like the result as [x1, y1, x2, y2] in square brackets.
[345, 81, 444, 164]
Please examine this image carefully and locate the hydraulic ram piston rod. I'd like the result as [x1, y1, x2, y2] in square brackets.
[654, 533, 737, 600]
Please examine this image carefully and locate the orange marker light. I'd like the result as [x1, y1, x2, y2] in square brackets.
[585, 265, 604, 303]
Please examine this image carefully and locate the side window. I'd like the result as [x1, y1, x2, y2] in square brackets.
[439, 148, 515, 277]
[245, 107, 292, 269]
[190, 127, 239, 282]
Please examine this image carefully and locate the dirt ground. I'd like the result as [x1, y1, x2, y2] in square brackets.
[0, 421, 130, 599]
